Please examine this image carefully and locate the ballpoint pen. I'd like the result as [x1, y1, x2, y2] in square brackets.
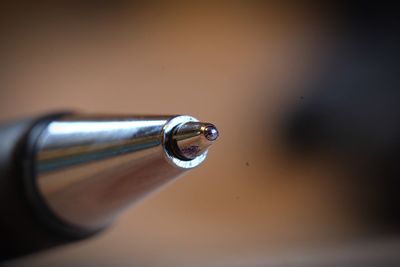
[0, 112, 219, 260]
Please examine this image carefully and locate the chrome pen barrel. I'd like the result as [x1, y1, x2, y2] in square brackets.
[32, 114, 217, 231]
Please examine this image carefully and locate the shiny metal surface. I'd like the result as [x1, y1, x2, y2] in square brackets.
[170, 122, 219, 160]
[34, 114, 217, 231]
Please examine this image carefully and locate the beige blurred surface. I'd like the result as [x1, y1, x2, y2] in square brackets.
[0, 3, 387, 267]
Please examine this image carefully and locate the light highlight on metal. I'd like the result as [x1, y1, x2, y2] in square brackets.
[33, 114, 218, 231]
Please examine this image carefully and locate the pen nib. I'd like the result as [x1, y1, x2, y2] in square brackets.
[170, 121, 219, 160]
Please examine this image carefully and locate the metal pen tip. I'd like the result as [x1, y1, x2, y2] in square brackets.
[203, 124, 219, 141]
[169, 121, 219, 160]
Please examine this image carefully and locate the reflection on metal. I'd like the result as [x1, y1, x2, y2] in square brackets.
[34, 114, 218, 231]
[169, 122, 219, 160]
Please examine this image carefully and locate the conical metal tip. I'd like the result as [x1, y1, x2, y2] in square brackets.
[169, 121, 219, 160]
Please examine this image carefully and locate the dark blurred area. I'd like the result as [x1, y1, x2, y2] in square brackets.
[1, 1, 400, 267]
[283, 1, 400, 230]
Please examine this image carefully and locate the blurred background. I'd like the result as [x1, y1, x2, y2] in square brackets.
[1, 2, 399, 266]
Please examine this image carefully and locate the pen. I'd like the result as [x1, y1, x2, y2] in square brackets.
[0, 112, 219, 260]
